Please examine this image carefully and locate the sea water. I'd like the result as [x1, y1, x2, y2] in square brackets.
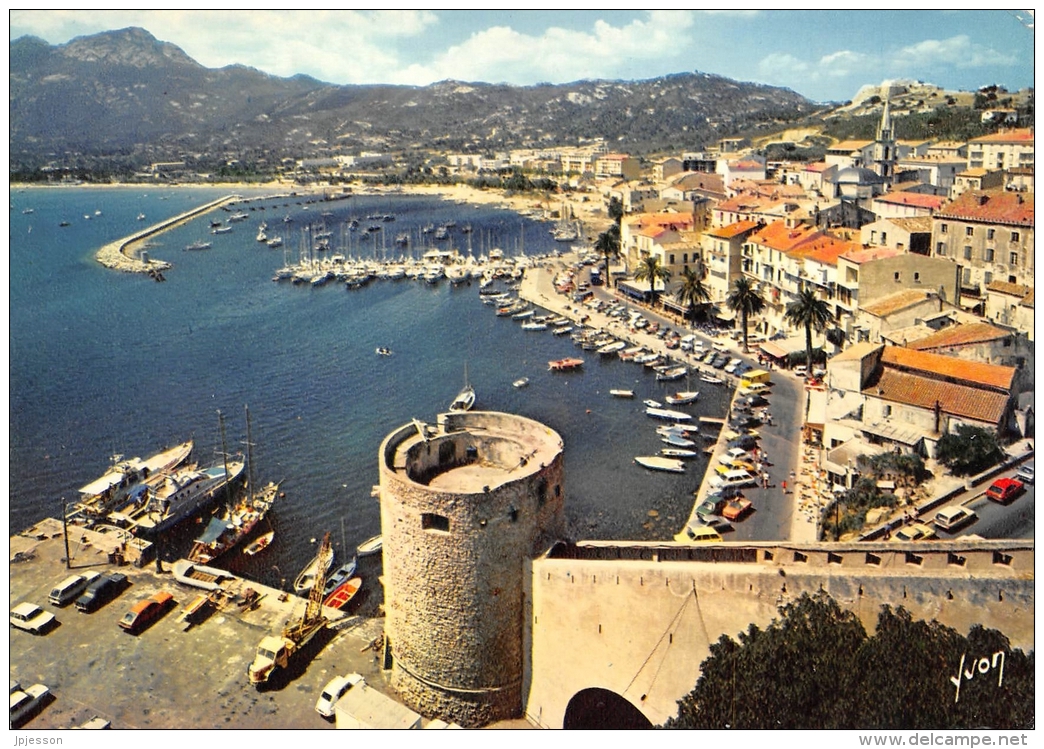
[9, 186, 733, 586]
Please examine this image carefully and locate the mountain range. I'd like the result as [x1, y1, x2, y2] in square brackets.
[10, 27, 816, 173]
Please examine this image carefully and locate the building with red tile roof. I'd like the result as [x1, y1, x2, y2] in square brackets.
[966, 128, 1034, 171]
[871, 191, 947, 218]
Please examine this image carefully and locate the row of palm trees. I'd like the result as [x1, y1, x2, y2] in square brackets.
[593, 226, 835, 369]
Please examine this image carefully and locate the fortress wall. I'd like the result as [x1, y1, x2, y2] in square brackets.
[525, 542, 1034, 728]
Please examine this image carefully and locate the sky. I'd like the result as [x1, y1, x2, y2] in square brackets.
[9, 10, 1036, 103]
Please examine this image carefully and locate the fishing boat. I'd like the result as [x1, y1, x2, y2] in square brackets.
[548, 357, 584, 372]
[656, 366, 688, 382]
[321, 557, 358, 598]
[665, 391, 700, 405]
[357, 535, 383, 557]
[449, 365, 476, 412]
[243, 530, 274, 557]
[634, 456, 686, 473]
[609, 389, 635, 398]
[294, 545, 336, 595]
[513, 377, 530, 389]
[645, 407, 692, 422]
[597, 340, 626, 356]
[323, 577, 363, 610]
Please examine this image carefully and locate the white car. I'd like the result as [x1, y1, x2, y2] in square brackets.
[10, 603, 56, 635]
[1016, 463, 1034, 484]
[793, 365, 807, 377]
[10, 684, 50, 726]
[315, 673, 363, 718]
[718, 447, 752, 466]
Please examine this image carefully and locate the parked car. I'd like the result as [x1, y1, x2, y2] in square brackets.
[696, 496, 727, 521]
[893, 523, 937, 542]
[986, 477, 1024, 504]
[10, 603, 56, 635]
[119, 591, 174, 633]
[10, 684, 50, 726]
[315, 673, 363, 718]
[722, 497, 753, 521]
[710, 470, 759, 491]
[673, 525, 723, 544]
[933, 506, 977, 533]
[1016, 463, 1034, 484]
[718, 447, 752, 466]
[793, 365, 807, 377]
[75, 572, 129, 613]
[49, 571, 101, 607]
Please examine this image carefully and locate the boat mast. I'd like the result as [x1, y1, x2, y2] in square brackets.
[244, 405, 255, 504]
[217, 409, 231, 506]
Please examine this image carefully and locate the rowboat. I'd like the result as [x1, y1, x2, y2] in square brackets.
[513, 377, 530, 388]
[323, 577, 363, 610]
[665, 391, 699, 405]
[357, 535, 383, 557]
[634, 456, 686, 473]
[294, 547, 335, 595]
[699, 374, 725, 385]
[243, 530, 274, 557]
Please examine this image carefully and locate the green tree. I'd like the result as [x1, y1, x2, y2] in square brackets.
[666, 593, 1035, 730]
[593, 224, 621, 290]
[607, 196, 624, 226]
[784, 286, 833, 371]
[633, 255, 671, 308]
[725, 277, 765, 353]
[674, 266, 711, 329]
[935, 424, 1005, 476]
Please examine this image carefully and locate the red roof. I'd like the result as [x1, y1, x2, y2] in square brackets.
[874, 192, 947, 210]
[935, 190, 1034, 227]
[968, 128, 1034, 145]
[749, 221, 820, 252]
[881, 346, 1015, 391]
[706, 220, 761, 239]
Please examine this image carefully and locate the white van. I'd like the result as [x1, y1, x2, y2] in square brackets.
[49, 571, 101, 607]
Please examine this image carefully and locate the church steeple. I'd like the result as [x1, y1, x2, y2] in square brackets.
[873, 82, 896, 184]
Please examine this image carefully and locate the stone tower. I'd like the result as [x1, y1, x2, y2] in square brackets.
[377, 411, 566, 727]
[873, 81, 897, 184]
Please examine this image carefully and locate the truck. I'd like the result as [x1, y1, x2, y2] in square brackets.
[247, 533, 331, 686]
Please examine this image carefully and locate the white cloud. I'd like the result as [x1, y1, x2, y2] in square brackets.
[817, 50, 868, 78]
[890, 35, 1016, 70]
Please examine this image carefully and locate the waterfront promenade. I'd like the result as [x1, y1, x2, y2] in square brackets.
[517, 254, 812, 544]
[94, 194, 238, 273]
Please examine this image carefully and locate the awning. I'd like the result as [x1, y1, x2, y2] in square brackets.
[805, 389, 827, 428]
[759, 341, 789, 359]
[195, 515, 232, 545]
[859, 421, 925, 447]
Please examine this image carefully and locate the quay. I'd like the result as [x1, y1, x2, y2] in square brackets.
[9, 518, 391, 729]
[94, 194, 238, 274]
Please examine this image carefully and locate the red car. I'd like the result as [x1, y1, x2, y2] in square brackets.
[119, 591, 174, 633]
[722, 497, 753, 521]
[985, 477, 1024, 504]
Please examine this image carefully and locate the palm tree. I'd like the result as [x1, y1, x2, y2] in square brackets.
[674, 267, 710, 330]
[784, 286, 833, 371]
[594, 224, 620, 289]
[633, 255, 671, 308]
[725, 277, 765, 353]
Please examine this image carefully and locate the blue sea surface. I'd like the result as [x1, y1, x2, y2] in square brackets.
[9, 186, 732, 586]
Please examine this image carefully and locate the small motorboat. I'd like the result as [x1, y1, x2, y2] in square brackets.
[513, 377, 530, 389]
[294, 547, 335, 595]
[357, 535, 383, 557]
[661, 448, 699, 459]
[243, 531, 274, 557]
[665, 391, 699, 405]
[376, 347, 393, 356]
[610, 389, 635, 398]
[643, 399, 662, 409]
[634, 456, 686, 473]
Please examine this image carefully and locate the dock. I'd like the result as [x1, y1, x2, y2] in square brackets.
[95, 194, 239, 274]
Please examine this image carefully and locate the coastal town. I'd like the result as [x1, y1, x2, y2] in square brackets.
[9, 16, 1035, 733]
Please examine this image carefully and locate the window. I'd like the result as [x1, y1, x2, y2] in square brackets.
[1011, 231, 1020, 242]
[422, 513, 450, 532]
[870, 230, 877, 243]
[1010, 252, 1019, 265]
[984, 271, 993, 284]
[669, 254, 675, 265]
[883, 405, 892, 417]
[965, 226, 974, 237]
[963, 246, 972, 260]
[940, 223, 948, 234]
[986, 247, 994, 262]
[914, 272, 920, 283]
[987, 228, 995, 240]
[936, 243, 945, 256]
[881, 232, 887, 243]
[893, 272, 901, 282]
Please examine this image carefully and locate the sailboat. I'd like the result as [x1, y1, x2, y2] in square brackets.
[188, 406, 279, 565]
[449, 363, 476, 412]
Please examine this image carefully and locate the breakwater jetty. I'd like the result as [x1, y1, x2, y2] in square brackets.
[95, 194, 238, 275]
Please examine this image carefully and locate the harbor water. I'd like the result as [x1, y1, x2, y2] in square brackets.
[9, 186, 733, 588]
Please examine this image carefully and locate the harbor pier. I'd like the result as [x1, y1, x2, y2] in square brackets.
[94, 194, 238, 274]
